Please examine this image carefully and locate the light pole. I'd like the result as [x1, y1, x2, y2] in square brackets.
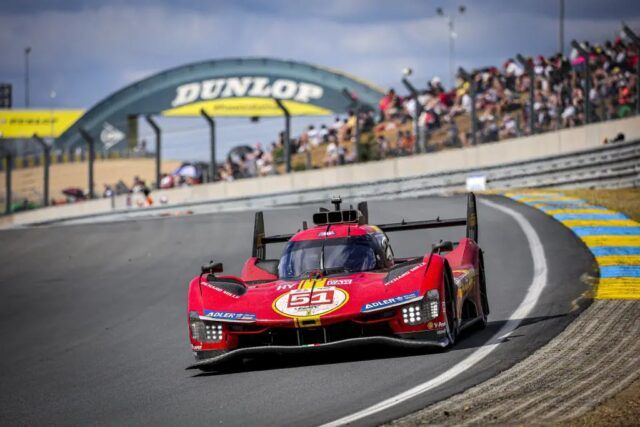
[559, 0, 565, 56]
[24, 47, 31, 108]
[436, 5, 466, 88]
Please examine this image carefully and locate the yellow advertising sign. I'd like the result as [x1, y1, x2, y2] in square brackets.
[0, 109, 84, 138]
[162, 97, 332, 117]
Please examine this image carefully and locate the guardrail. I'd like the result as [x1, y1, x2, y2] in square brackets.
[259, 139, 640, 204]
[5, 138, 637, 227]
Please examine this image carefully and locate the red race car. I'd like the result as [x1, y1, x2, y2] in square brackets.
[187, 193, 489, 370]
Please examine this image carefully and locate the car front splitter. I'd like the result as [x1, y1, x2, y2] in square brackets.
[186, 335, 450, 370]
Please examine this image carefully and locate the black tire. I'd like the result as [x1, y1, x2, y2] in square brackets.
[443, 265, 458, 347]
[478, 251, 490, 327]
[466, 192, 478, 243]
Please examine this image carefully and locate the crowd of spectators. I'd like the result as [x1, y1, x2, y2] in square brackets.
[215, 111, 376, 180]
[211, 37, 638, 182]
[218, 143, 275, 181]
[378, 37, 638, 147]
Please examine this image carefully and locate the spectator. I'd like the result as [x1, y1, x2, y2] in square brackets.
[319, 124, 329, 143]
[307, 125, 320, 147]
[400, 131, 414, 154]
[324, 140, 338, 166]
[103, 184, 114, 198]
[159, 173, 174, 189]
[376, 135, 390, 159]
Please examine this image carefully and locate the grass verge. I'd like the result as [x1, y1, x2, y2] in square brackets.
[560, 188, 640, 222]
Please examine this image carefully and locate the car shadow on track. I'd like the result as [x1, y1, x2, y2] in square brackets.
[451, 313, 569, 351]
[190, 313, 568, 377]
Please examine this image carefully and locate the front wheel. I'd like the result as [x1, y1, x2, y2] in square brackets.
[443, 266, 458, 347]
[478, 251, 490, 329]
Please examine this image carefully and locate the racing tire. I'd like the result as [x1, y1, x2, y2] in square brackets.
[443, 265, 458, 347]
[478, 251, 490, 329]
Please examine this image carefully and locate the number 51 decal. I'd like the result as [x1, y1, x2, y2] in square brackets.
[287, 289, 335, 308]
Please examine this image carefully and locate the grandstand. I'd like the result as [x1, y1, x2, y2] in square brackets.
[262, 35, 640, 176]
[1, 31, 638, 213]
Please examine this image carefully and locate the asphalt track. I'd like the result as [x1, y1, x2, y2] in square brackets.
[0, 195, 594, 426]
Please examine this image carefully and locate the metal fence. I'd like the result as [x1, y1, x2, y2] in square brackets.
[30, 138, 638, 226]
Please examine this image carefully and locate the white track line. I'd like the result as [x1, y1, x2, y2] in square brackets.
[321, 198, 549, 426]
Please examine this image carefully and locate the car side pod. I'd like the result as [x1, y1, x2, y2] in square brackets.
[185, 336, 451, 370]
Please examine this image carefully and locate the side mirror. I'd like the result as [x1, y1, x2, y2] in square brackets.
[201, 261, 223, 274]
[432, 240, 453, 253]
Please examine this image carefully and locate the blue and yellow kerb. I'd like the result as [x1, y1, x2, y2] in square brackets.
[506, 192, 640, 300]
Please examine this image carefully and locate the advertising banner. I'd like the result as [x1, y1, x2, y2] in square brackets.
[0, 109, 84, 138]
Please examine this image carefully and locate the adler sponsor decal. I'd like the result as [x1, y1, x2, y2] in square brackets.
[361, 291, 420, 312]
[203, 310, 256, 322]
[171, 77, 324, 107]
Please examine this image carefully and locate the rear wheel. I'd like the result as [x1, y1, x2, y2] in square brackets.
[443, 266, 458, 347]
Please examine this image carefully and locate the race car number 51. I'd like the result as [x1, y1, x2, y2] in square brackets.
[287, 289, 334, 308]
[273, 286, 349, 317]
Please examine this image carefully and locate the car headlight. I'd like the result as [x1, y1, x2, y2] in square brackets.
[401, 304, 424, 325]
[189, 311, 224, 343]
[203, 322, 224, 342]
[401, 290, 439, 325]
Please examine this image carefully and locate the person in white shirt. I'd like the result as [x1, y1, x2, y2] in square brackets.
[307, 125, 320, 147]
[324, 141, 338, 166]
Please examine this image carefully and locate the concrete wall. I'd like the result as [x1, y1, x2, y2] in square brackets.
[0, 158, 182, 203]
[3, 115, 639, 227]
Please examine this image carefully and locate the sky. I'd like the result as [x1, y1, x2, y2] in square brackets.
[1, 0, 640, 161]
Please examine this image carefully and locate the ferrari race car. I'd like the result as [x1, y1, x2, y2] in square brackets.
[187, 193, 489, 370]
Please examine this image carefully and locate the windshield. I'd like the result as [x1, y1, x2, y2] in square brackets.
[278, 236, 380, 279]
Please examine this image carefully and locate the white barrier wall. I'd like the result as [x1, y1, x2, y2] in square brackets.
[4, 115, 640, 227]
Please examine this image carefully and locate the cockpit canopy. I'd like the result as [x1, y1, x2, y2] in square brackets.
[278, 233, 393, 279]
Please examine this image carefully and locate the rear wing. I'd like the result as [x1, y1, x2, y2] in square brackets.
[377, 192, 478, 241]
[252, 193, 479, 259]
